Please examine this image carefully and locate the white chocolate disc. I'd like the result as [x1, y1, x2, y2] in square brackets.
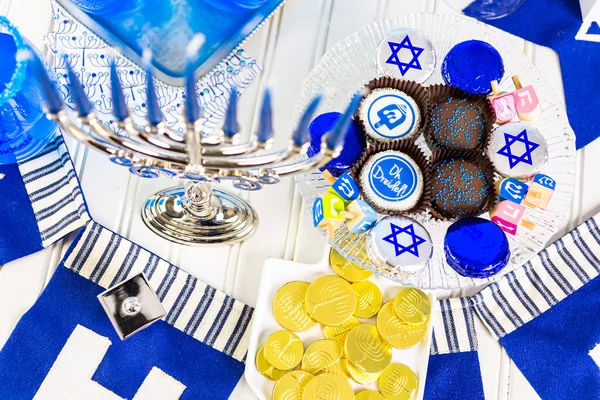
[377, 28, 436, 84]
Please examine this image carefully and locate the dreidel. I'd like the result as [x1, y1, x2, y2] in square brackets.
[328, 172, 360, 205]
[512, 75, 541, 122]
[488, 80, 517, 124]
[490, 200, 527, 236]
[313, 193, 347, 238]
[343, 200, 378, 234]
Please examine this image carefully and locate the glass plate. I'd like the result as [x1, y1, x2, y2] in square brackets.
[294, 13, 576, 289]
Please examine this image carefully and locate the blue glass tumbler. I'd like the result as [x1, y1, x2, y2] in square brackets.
[0, 17, 59, 165]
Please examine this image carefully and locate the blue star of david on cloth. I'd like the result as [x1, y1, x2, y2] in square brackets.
[382, 223, 426, 257]
[385, 36, 424, 76]
[497, 129, 540, 169]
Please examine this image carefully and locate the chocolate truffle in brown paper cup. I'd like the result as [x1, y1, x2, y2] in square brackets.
[425, 84, 494, 153]
[429, 148, 497, 221]
[356, 77, 430, 144]
[350, 140, 431, 216]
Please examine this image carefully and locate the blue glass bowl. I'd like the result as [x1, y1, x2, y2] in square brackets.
[58, 0, 285, 85]
[0, 17, 59, 165]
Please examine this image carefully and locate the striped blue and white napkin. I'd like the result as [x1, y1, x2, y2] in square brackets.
[472, 214, 600, 400]
[0, 134, 90, 265]
[0, 221, 253, 399]
[424, 297, 485, 400]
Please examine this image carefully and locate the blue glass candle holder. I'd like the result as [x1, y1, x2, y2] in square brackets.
[445, 0, 525, 19]
[0, 17, 59, 165]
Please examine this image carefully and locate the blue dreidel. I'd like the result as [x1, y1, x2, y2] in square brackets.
[344, 200, 378, 234]
[495, 177, 529, 204]
[328, 172, 360, 204]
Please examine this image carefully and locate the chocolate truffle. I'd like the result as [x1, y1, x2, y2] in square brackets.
[358, 88, 421, 142]
[358, 150, 424, 213]
[444, 217, 510, 278]
[430, 97, 486, 151]
[431, 158, 492, 219]
[307, 112, 367, 177]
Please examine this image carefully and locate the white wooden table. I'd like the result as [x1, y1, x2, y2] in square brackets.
[1, 0, 598, 399]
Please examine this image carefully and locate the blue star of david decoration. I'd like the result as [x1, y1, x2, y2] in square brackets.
[385, 36, 424, 76]
[382, 223, 426, 257]
[497, 129, 540, 169]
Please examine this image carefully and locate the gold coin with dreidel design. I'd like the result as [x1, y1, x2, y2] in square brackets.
[264, 330, 304, 370]
[329, 248, 373, 282]
[272, 281, 316, 332]
[393, 287, 431, 325]
[305, 275, 356, 326]
[272, 370, 314, 400]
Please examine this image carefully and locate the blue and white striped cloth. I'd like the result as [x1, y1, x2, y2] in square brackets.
[424, 298, 484, 400]
[64, 221, 254, 362]
[472, 214, 600, 400]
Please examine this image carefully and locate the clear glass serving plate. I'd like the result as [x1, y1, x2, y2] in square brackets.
[55, 0, 285, 85]
[295, 13, 576, 289]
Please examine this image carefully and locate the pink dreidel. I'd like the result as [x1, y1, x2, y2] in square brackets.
[512, 75, 541, 123]
[488, 80, 517, 124]
[490, 200, 526, 236]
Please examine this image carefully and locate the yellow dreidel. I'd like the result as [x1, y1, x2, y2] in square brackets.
[523, 173, 555, 209]
[488, 80, 517, 124]
[512, 75, 541, 123]
[312, 192, 347, 239]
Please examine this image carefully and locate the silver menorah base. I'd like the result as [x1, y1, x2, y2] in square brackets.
[142, 184, 258, 245]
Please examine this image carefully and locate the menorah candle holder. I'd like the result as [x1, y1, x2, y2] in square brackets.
[33, 38, 363, 245]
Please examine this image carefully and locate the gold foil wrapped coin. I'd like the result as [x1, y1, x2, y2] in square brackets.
[302, 339, 346, 376]
[378, 363, 418, 400]
[264, 330, 304, 370]
[345, 359, 380, 384]
[393, 287, 431, 325]
[352, 280, 383, 318]
[377, 301, 427, 349]
[302, 372, 354, 400]
[355, 390, 385, 400]
[256, 346, 288, 380]
[330, 248, 373, 282]
[323, 316, 360, 345]
[272, 370, 314, 400]
[273, 281, 317, 332]
[305, 275, 356, 326]
[344, 324, 392, 374]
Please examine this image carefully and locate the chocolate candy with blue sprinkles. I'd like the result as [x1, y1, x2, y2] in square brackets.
[307, 112, 367, 177]
[444, 217, 510, 278]
[431, 156, 495, 220]
[441, 40, 505, 95]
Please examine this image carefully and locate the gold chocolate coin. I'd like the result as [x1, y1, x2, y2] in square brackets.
[345, 359, 380, 384]
[378, 363, 418, 400]
[273, 281, 317, 332]
[344, 324, 392, 374]
[264, 330, 304, 370]
[377, 301, 426, 349]
[355, 390, 385, 400]
[302, 372, 354, 400]
[352, 280, 383, 318]
[272, 370, 314, 400]
[329, 248, 373, 282]
[305, 275, 356, 326]
[323, 316, 360, 345]
[393, 287, 431, 325]
[302, 339, 345, 376]
[256, 346, 288, 380]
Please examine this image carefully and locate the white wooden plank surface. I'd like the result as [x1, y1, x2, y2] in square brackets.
[0, 0, 592, 399]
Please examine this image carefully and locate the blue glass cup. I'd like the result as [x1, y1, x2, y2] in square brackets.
[69, 0, 139, 15]
[0, 17, 59, 165]
[445, 0, 525, 19]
